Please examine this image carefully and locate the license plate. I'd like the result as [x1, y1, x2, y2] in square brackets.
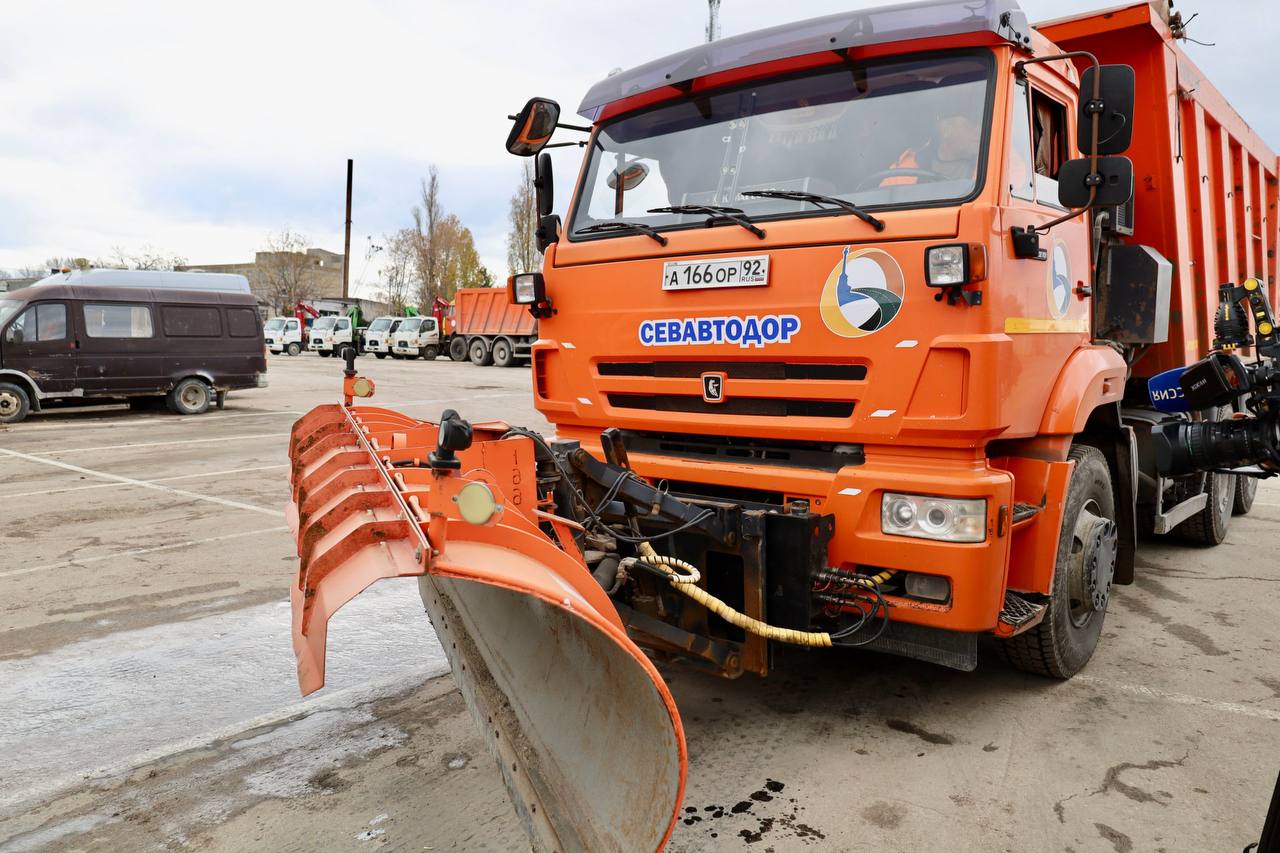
[662, 256, 769, 291]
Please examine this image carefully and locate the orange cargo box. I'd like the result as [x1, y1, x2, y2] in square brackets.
[453, 287, 537, 338]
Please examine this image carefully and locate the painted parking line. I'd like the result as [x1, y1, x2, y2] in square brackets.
[0, 525, 289, 580]
[31, 432, 291, 455]
[1074, 674, 1280, 723]
[5, 409, 306, 434]
[0, 448, 285, 518]
[0, 463, 290, 501]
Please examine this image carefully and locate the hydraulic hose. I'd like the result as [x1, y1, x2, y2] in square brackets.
[635, 542, 838, 648]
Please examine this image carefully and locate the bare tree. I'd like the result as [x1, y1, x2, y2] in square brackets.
[410, 165, 444, 307]
[256, 229, 317, 313]
[377, 229, 417, 314]
[109, 245, 188, 271]
[506, 159, 540, 275]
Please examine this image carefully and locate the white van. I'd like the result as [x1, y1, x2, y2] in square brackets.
[362, 316, 403, 359]
[307, 315, 358, 358]
[264, 316, 304, 355]
[391, 316, 441, 360]
[33, 268, 252, 294]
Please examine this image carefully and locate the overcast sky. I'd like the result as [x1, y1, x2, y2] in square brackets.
[1, 1, 1274, 295]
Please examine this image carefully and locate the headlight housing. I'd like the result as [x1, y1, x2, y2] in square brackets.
[509, 272, 544, 305]
[925, 244, 968, 286]
[881, 493, 987, 543]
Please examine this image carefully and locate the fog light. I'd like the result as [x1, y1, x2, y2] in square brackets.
[881, 493, 987, 543]
[455, 481, 499, 525]
[904, 572, 951, 602]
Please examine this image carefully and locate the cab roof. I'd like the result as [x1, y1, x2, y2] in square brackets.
[577, 0, 1031, 120]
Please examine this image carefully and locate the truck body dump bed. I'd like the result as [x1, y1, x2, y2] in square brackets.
[453, 287, 536, 338]
[1039, 3, 1279, 375]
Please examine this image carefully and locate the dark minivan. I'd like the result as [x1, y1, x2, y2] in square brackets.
[0, 283, 267, 424]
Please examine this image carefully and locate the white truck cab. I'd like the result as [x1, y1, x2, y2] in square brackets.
[362, 316, 403, 359]
[307, 315, 357, 358]
[391, 317, 441, 360]
[264, 316, 304, 355]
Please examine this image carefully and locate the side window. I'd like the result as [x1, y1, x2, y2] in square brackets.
[161, 305, 222, 337]
[83, 304, 154, 339]
[1008, 81, 1035, 201]
[1031, 89, 1068, 208]
[336, 318, 350, 331]
[285, 320, 299, 331]
[226, 308, 259, 338]
[5, 304, 67, 344]
[423, 318, 437, 333]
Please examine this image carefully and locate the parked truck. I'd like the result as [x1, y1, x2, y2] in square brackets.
[286, 2, 1277, 849]
[445, 286, 537, 366]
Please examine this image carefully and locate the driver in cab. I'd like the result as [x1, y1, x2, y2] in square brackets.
[881, 84, 982, 186]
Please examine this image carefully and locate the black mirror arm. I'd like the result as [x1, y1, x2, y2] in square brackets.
[1013, 50, 1103, 235]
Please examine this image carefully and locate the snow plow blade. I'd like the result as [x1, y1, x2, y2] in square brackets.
[287, 400, 687, 853]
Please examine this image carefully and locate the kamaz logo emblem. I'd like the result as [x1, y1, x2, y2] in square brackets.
[702, 372, 726, 403]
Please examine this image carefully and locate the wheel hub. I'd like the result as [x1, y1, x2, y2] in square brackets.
[0, 392, 17, 416]
[1078, 510, 1118, 612]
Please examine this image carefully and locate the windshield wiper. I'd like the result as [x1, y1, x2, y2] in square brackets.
[647, 205, 766, 239]
[740, 190, 885, 232]
[575, 221, 669, 246]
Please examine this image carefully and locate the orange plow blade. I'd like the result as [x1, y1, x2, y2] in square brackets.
[288, 402, 687, 852]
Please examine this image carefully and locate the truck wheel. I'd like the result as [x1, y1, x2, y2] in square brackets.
[167, 378, 212, 416]
[491, 338, 515, 368]
[449, 337, 468, 361]
[469, 338, 493, 366]
[1004, 445, 1116, 679]
[286, 342, 302, 356]
[1234, 474, 1257, 516]
[375, 352, 388, 360]
[423, 345, 440, 360]
[318, 350, 331, 358]
[0, 382, 31, 424]
[1179, 468, 1235, 545]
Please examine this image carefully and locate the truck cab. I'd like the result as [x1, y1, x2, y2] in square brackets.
[391, 316, 441, 360]
[501, 0, 1268, 680]
[307, 315, 356, 358]
[264, 316, 303, 356]
[362, 315, 401, 358]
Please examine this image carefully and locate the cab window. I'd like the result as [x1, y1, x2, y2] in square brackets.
[5, 303, 67, 344]
[336, 318, 351, 331]
[1030, 89, 1068, 208]
[286, 320, 299, 331]
[1008, 81, 1035, 201]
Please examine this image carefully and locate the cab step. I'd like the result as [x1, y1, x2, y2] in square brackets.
[1011, 502, 1043, 526]
[994, 591, 1046, 637]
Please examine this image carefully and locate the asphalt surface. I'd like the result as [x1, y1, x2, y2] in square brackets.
[1, 353, 1277, 852]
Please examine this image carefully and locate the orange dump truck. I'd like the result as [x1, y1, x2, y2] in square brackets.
[287, 2, 1278, 849]
[445, 286, 538, 366]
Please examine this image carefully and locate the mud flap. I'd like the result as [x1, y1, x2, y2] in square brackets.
[288, 402, 686, 852]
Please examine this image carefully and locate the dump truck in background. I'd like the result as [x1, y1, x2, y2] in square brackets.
[445, 286, 537, 366]
[287, 2, 1278, 849]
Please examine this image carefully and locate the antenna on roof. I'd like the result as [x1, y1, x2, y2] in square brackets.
[706, 0, 721, 43]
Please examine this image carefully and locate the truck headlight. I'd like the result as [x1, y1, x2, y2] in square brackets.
[509, 272, 544, 305]
[925, 245, 967, 286]
[881, 493, 986, 543]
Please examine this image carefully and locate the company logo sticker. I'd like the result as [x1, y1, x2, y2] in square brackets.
[638, 314, 800, 349]
[819, 246, 905, 338]
[701, 372, 726, 403]
[1048, 240, 1072, 319]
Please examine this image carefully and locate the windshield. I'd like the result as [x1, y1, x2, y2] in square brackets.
[313, 317, 336, 331]
[400, 318, 423, 332]
[0, 299, 22, 328]
[264, 318, 286, 331]
[368, 317, 392, 332]
[570, 52, 992, 237]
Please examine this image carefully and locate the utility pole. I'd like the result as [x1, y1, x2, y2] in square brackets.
[342, 158, 353, 299]
[706, 0, 721, 42]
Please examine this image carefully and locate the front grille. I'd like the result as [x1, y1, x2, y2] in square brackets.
[620, 430, 863, 472]
[311, 338, 322, 345]
[607, 394, 853, 418]
[598, 361, 867, 381]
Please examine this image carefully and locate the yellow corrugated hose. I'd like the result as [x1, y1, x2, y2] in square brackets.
[636, 542, 841, 647]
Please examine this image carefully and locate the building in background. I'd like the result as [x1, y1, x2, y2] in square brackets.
[178, 248, 346, 312]
[1, 277, 39, 293]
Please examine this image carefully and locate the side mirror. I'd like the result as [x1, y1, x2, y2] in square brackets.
[506, 98, 561, 156]
[534, 152, 554, 218]
[1057, 155, 1134, 208]
[1078, 65, 1134, 155]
